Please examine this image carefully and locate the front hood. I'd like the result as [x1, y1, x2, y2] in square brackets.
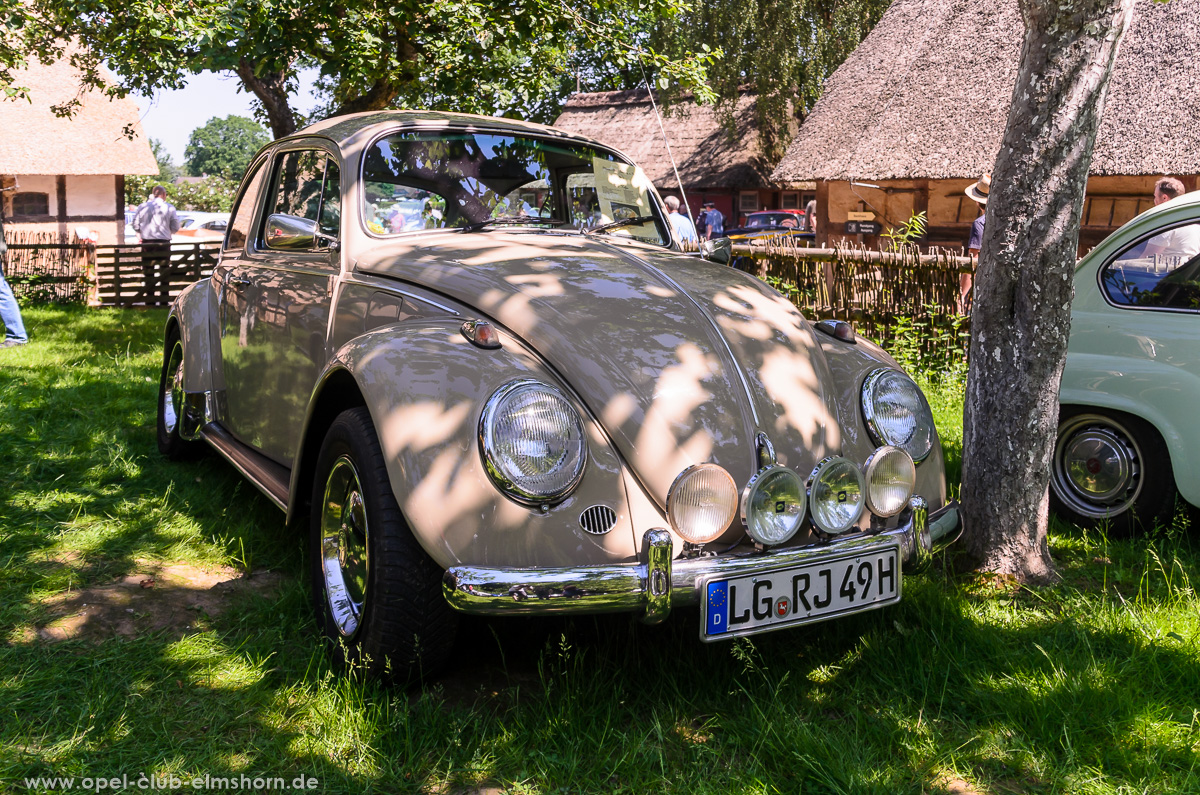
[356, 231, 841, 510]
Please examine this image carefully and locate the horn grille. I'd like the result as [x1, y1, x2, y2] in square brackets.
[579, 505, 617, 535]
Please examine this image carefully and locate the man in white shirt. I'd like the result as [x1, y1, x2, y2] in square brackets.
[132, 186, 181, 244]
[664, 195, 697, 245]
[1143, 177, 1200, 263]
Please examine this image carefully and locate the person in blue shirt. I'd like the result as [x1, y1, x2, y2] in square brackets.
[701, 200, 725, 240]
[664, 195, 697, 244]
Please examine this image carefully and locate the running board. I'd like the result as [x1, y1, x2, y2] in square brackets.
[200, 424, 290, 512]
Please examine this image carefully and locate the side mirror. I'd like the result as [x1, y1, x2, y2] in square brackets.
[265, 213, 339, 252]
[700, 237, 732, 265]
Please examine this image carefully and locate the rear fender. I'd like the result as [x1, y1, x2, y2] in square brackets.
[1061, 352, 1200, 506]
[291, 319, 644, 570]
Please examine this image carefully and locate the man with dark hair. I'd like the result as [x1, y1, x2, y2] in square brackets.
[1144, 176, 1198, 261]
[132, 185, 181, 303]
[1154, 176, 1186, 204]
[701, 200, 724, 241]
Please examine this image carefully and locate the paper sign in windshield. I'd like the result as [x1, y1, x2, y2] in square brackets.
[592, 157, 655, 238]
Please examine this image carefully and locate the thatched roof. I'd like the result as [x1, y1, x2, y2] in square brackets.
[553, 89, 780, 190]
[0, 57, 158, 176]
[772, 0, 1200, 183]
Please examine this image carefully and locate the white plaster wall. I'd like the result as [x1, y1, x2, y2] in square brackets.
[66, 175, 117, 216]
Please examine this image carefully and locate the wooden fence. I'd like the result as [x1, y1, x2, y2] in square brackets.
[2, 231, 93, 304]
[93, 241, 221, 307]
[732, 238, 977, 368]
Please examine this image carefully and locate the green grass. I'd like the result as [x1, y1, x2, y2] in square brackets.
[2, 306, 1199, 794]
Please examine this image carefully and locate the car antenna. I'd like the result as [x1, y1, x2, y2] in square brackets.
[638, 61, 695, 235]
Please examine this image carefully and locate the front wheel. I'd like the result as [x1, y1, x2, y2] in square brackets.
[1049, 409, 1176, 535]
[309, 407, 457, 681]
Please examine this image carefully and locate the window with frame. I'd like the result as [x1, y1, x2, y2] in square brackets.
[224, 159, 267, 250]
[1100, 220, 1200, 310]
[739, 192, 759, 213]
[12, 192, 49, 217]
[263, 149, 340, 251]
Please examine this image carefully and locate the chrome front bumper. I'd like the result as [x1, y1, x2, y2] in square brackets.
[442, 496, 960, 623]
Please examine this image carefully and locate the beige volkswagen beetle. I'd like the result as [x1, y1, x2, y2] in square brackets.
[156, 111, 960, 679]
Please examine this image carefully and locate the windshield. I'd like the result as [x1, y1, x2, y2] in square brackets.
[361, 131, 670, 246]
[747, 213, 799, 229]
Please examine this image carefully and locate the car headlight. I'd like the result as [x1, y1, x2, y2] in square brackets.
[479, 380, 587, 505]
[861, 369, 935, 462]
[808, 456, 865, 534]
[667, 463, 738, 544]
[863, 446, 916, 517]
[742, 464, 806, 545]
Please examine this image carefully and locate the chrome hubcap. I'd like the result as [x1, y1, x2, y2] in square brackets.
[162, 341, 184, 434]
[1052, 416, 1142, 519]
[320, 456, 370, 637]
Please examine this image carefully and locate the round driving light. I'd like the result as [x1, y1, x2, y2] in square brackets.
[480, 380, 587, 504]
[863, 446, 916, 517]
[808, 456, 865, 535]
[861, 369, 935, 462]
[741, 465, 806, 545]
[667, 463, 738, 544]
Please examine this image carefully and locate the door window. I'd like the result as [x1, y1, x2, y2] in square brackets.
[224, 159, 267, 250]
[263, 150, 341, 251]
[1100, 221, 1200, 310]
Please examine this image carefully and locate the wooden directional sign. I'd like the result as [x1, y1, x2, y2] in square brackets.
[847, 211, 875, 221]
[845, 221, 881, 235]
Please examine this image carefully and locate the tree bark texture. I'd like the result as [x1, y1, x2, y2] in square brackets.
[235, 60, 298, 139]
[960, 0, 1134, 580]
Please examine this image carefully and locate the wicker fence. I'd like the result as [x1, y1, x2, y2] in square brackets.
[1, 234, 221, 307]
[732, 238, 976, 368]
[2, 231, 93, 304]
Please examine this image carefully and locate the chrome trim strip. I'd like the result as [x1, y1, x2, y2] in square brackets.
[180, 388, 228, 441]
[443, 498, 961, 618]
[200, 424, 290, 512]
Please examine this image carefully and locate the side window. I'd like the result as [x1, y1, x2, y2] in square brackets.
[318, 161, 341, 238]
[224, 159, 267, 250]
[269, 150, 325, 226]
[1101, 221, 1200, 310]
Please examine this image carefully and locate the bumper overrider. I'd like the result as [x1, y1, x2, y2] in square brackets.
[442, 496, 960, 624]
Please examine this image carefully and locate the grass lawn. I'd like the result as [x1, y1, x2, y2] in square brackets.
[1, 305, 1198, 794]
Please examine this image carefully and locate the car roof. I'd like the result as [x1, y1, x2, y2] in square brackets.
[287, 110, 612, 154]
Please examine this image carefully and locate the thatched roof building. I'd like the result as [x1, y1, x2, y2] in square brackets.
[773, 0, 1200, 249]
[555, 89, 807, 226]
[1, 56, 157, 244]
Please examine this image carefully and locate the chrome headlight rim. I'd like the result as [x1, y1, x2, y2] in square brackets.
[807, 455, 866, 535]
[478, 378, 588, 506]
[861, 368, 935, 463]
[740, 463, 807, 546]
[863, 445, 917, 518]
[667, 462, 739, 544]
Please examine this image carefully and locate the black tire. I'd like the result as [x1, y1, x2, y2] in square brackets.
[1049, 407, 1176, 536]
[308, 407, 457, 682]
[156, 326, 203, 459]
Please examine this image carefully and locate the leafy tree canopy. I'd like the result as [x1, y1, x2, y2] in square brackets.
[184, 115, 269, 180]
[651, 0, 893, 161]
[9, 1, 717, 139]
[150, 138, 180, 183]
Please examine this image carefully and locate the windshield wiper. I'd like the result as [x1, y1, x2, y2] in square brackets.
[584, 215, 658, 236]
[460, 217, 567, 233]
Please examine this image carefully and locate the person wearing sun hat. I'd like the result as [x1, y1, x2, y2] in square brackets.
[958, 173, 990, 313]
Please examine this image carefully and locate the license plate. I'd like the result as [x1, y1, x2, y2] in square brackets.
[701, 545, 901, 641]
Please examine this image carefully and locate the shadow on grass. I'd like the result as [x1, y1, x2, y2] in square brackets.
[3, 307, 1198, 793]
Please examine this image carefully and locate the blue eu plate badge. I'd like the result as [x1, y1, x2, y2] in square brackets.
[706, 581, 728, 635]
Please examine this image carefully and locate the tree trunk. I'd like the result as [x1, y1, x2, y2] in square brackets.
[959, 0, 1135, 581]
[234, 59, 297, 139]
